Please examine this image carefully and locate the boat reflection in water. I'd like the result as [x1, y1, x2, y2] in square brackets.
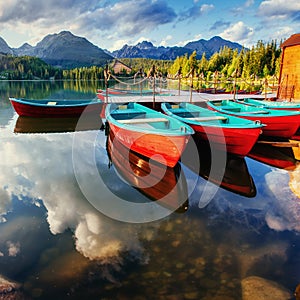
[183, 136, 257, 198]
[14, 111, 103, 134]
[106, 130, 189, 213]
[248, 140, 300, 170]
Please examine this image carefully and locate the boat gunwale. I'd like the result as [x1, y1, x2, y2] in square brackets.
[9, 97, 100, 108]
[161, 102, 265, 129]
[105, 103, 194, 136]
[207, 100, 300, 117]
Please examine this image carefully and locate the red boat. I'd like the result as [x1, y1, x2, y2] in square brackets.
[161, 102, 263, 157]
[9, 97, 103, 117]
[207, 100, 300, 138]
[105, 103, 194, 168]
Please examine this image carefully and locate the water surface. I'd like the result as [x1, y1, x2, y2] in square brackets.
[0, 80, 299, 299]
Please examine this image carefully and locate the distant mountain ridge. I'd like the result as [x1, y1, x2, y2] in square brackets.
[112, 36, 245, 60]
[0, 31, 245, 68]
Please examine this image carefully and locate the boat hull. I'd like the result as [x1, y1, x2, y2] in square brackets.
[106, 103, 193, 168]
[191, 124, 262, 157]
[161, 102, 263, 157]
[108, 122, 190, 168]
[207, 101, 300, 138]
[231, 114, 299, 138]
[10, 98, 102, 117]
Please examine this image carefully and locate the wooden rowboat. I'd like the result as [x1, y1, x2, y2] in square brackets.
[9, 97, 102, 117]
[106, 129, 189, 212]
[235, 98, 300, 111]
[161, 102, 263, 157]
[207, 100, 300, 138]
[105, 103, 194, 168]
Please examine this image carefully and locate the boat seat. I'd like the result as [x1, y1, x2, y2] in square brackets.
[47, 101, 57, 105]
[186, 116, 228, 122]
[238, 110, 269, 114]
[111, 111, 146, 120]
[118, 117, 169, 124]
[171, 108, 200, 118]
[219, 106, 241, 112]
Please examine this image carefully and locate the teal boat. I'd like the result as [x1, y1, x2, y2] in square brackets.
[105, 103, 194, 167]
[235, 98, 300, 111]
[161, 102, 263, 157]
[207, 100, 300, 138]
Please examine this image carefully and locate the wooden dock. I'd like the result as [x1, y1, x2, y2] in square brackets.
[102, 90, 277, 103]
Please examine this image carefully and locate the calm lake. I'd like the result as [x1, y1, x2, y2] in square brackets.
[0, 80, 300, 299]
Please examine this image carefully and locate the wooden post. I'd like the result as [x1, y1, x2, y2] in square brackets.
[232, 70, 237, 100]
[104, 65, 109, 103]
[148, 65, 156, 108]
[189, 67, 194, 102]
[264, 77, 268, 100]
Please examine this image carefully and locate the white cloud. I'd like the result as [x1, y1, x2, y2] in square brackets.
[200, 4, 214, 13]
[159, 35, 173, 47]
[0, 0, 177, 48]
[245, 0, 254, 7]
[258, 0, 300, 19]
[219, 21, 254, 44]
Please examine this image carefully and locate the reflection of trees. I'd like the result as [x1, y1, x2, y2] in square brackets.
[0, 80, 106, 101]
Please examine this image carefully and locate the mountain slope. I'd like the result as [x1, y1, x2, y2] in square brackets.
[0, 37, 13, 55]
[185, 36, 244, 56]
[31, 31, 113, 68]
[0, 31, 245, 69]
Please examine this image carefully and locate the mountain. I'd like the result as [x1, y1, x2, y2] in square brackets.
[13, 43, 34, 56]
[112, 41, 168, 59]
[185, 36, 244, 57]
[0, 37, 13, 55]
[112, 36, 245, 59]
[12, 31, 113, 69]
[0, 31, 245, 69]
[30, 31, 113, 68]
[112, 41, 193, 59]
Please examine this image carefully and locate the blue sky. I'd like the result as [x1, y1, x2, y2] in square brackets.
[0, 0, 299, 51]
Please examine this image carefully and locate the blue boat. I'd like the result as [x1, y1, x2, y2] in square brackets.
[235, 98, 300, 111]
[207, 100, 300, 138]
[161, 102, 263, 157]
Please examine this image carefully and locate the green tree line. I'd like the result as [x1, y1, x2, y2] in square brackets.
[0, 39, 282, 89]
[168, 40, 281, 79]
[0, 54, 63, 80]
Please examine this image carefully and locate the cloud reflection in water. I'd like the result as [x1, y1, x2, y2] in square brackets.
[0, 128, 157, 267]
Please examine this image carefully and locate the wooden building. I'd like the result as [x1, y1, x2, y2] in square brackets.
[277, 33, 300, 101]
[111, 59, 132, 74]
